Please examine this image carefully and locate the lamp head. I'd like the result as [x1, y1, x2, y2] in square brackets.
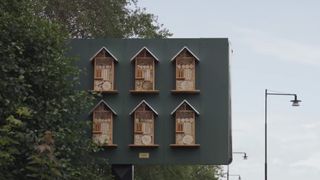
[243, 153, 248, 160]
[291, 95, 301, 107]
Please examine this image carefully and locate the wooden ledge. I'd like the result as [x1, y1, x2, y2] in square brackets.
[92, 90, 118, 94]
[171, 90, 200, 94]
[170, 144, 200, 148]
[130, 90, 160, 94]
[176, 77, 186, 80]
[92, 131, 102, 134]
[128, 144, 160, 148]
[134, 131, 143, 134]
[175, 131, 185, 134]
[135, 77, 145, 80]
[100, 144, 118, 148]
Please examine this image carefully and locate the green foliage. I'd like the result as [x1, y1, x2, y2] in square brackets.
[32, 0, 172, 38]
[0, 0, 112, 179]
[135, 165, 222, 180]
[0, 0, 221, 179]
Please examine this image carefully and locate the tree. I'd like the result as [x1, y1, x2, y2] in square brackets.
[0, 0, 221, 179]
[32, 0, 172, 38]
[0, 0, 112, 179]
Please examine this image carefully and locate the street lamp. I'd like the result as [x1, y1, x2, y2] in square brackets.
[264, 89, 301, 180]
[227, 152, 247, 180]
[229, 174, 241, 180]
[233, 152, 248, 160]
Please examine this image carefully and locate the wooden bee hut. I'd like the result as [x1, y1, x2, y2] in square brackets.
[90, 47, 118, 93]
[129, 100, 159, 147]
[130, 47, 159, 93]
[90, 100, 117, 147]
[170, 100, 200, 147]
[171, 47, 200, 93]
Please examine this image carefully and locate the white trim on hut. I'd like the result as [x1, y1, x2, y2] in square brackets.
[170, 46, 200, 61]
[129, 100, 158, 115]
[89, 46, 118, 62]
[89, 100, 117, 115]
[130, 47, 159, 62]
[171, 100, 200, 115]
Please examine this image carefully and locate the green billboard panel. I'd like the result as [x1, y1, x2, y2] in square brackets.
[68, 38, 232, 165]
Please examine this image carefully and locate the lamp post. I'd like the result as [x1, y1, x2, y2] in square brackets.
[264, 89, 301, 180]
[227, 152, 248, 180]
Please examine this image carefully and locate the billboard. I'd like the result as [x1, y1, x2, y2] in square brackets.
[68, 38, 232, 165]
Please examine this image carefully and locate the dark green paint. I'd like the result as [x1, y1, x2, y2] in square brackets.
[68, 38, 232, 165]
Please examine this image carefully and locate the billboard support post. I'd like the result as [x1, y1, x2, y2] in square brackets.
[112, 164, 134, 180]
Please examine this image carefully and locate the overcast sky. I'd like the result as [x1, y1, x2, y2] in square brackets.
[138, 0, 320, 179]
